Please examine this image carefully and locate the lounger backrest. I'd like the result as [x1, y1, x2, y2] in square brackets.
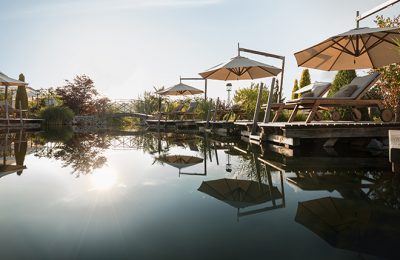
[311, 82, 331, 97]
[186, 102, 198, 113]
[349, 72, 381, 99]
[172, 103, 184, 113]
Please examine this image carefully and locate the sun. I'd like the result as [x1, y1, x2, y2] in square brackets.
[91, 169, 117, 191]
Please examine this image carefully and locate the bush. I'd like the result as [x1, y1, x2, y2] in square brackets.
[41, 126, 74, 142]
[40, 106, 74, 125]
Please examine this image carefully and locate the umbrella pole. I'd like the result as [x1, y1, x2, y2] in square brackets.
[238, 47, 285, 102]
[5, 85, 9, 126]
[204, 79, 207, 101]
[203, 135, 207, 176]
[356, 0, 400, 28]
[279, 58, 285, 103]
[251, 83, 264, 135]
[263, 78, 276, 123]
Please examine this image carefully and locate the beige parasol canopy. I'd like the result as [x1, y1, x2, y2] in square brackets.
[0, 72, 27, 86]
[295, 27, 400, 70]
[0, 72, 28, 123]
[157, 83, 204, 96]
[199, 55, 282, 80]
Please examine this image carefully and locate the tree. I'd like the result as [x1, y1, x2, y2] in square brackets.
[15, 73, 29, 116]
[292, 79, 299, 99]
[56, 75, 99, 115]
[299, 69, 311, 89]
[233, 83, 269, 119]
[325, 70, 357, 120]
[328, 70, 357, 97]
[373, 15, 400, 121]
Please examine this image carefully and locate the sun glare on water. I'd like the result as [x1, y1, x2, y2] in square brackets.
[91, 169, 118, 191]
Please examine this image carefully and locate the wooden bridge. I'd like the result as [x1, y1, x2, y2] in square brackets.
[104, 99, 153, 119]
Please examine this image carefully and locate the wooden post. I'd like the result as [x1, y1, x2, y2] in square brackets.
[263, 77, 276, 123]
[5, 85, 9, 126]
[214, 142, 219, 165]
[389, 130, 400, 173]
[204, 79, 207, 101]
[206, 98, 213, 129]
[251, 83, 264, 135]
[203, 134, 207, 175]
[213, 98, 220, 122]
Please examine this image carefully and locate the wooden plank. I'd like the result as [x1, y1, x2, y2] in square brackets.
[283, 156, 390, 171]
[389, 130, 400, 163]
[284, 126, 400, 138]
[258, 157, 285, 172]
[267, 134, 299, 147]
[241, 130, 251, 137]
[266, 143, 294, 157]
[250, 134, 262, 141]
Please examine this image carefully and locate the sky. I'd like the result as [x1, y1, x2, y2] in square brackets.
[1, 0, 400, 100]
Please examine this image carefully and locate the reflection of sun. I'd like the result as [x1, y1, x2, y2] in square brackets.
[91, 169, 117, 191]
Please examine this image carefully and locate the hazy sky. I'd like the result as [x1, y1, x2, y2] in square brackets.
[1, 0, 399, 100]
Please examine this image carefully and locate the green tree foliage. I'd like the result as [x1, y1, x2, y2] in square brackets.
[374, 15, 400, 121]
[299, 69, 311, 89]
[40, 106, 75, 125]
[328, 70, 357, 97]
[325, 70, 357, 120]
[35, 132, 109, 176]
[233, 83, 269, 119]
[15, 73, 29, 115]
[56, 75, 100, 115]
[292, 79, 299, 99]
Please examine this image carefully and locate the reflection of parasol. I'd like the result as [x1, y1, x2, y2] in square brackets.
[295, 197, 400, 259]
[157, 155, 203, 175]
[198, 178, 282, 209]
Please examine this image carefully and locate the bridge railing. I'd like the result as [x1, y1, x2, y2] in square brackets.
[106, 99, 142, 114]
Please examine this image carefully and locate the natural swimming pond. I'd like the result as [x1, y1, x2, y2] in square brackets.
[0, 129, 399, 260]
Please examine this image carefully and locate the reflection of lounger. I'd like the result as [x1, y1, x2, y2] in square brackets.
[264, 82, 331, 122]
[286, 72, 392, 123]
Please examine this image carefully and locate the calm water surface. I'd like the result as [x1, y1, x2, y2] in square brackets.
[0, 129, 399, 260]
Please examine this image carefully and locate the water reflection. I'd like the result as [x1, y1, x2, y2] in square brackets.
[198, 177, 284, 220]
[0, 130, 33, 178]
[35, 128, 109, 176]
[295, 197, 400, 259]
[156, 155, 205, 176]
[0, 129, 398, 259]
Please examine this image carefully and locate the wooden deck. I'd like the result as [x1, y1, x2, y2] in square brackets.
[236, 121, 400, 147]
[0, 118, 42, 129]
[146, 119, 198, 130]
[196, 120, 237, 136]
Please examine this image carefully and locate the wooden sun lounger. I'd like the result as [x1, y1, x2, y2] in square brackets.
[159, 103, 185, 121]
[262, 82, 332, 122]
[175, 101, 198, 120]
[285, 72, 393, 123]
[262, 72, 391, 124]
[211, 99, 246, 122]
